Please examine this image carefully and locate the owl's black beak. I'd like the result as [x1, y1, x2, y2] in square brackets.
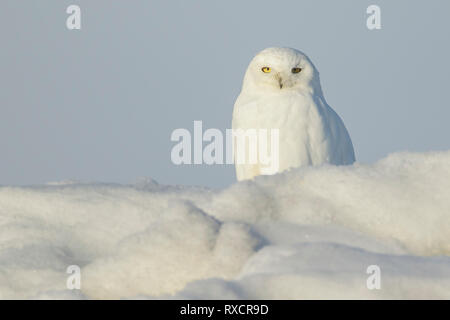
[275, 73, 283, 89]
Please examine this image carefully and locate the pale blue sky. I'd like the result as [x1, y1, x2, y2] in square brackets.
[1, 0, 449, 188]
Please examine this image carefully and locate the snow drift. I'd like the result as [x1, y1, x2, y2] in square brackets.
[0, 151, 449, 299]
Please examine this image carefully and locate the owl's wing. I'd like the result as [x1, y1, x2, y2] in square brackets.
[324, 102, 356, 165]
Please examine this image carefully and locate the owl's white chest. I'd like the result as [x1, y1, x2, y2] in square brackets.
[232, 90, 331, 173]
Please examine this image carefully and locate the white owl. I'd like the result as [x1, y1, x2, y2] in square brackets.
[232, 47, 355, 181]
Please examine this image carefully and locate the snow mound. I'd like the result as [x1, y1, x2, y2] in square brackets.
[0, 151, 449, 299]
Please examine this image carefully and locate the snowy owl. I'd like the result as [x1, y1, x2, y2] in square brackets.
[232, 47, 355, 181]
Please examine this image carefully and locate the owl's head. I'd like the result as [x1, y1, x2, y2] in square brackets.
[241, 47, 322, 94]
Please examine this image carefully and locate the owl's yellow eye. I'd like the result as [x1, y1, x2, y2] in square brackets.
[291, 67, 302, 74]
[261, 67, 271, 73]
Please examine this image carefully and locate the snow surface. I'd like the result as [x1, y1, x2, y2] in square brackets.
[0, 151, 449, 299]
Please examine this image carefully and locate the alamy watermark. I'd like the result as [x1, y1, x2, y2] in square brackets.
[66, 265, 81, 290]
[366, 5, 381, 30]
[65, 5, 381, 31]
[366, 265, 381, 290]
[170, 121, 280, 174]
[66, 5, 81, 30]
